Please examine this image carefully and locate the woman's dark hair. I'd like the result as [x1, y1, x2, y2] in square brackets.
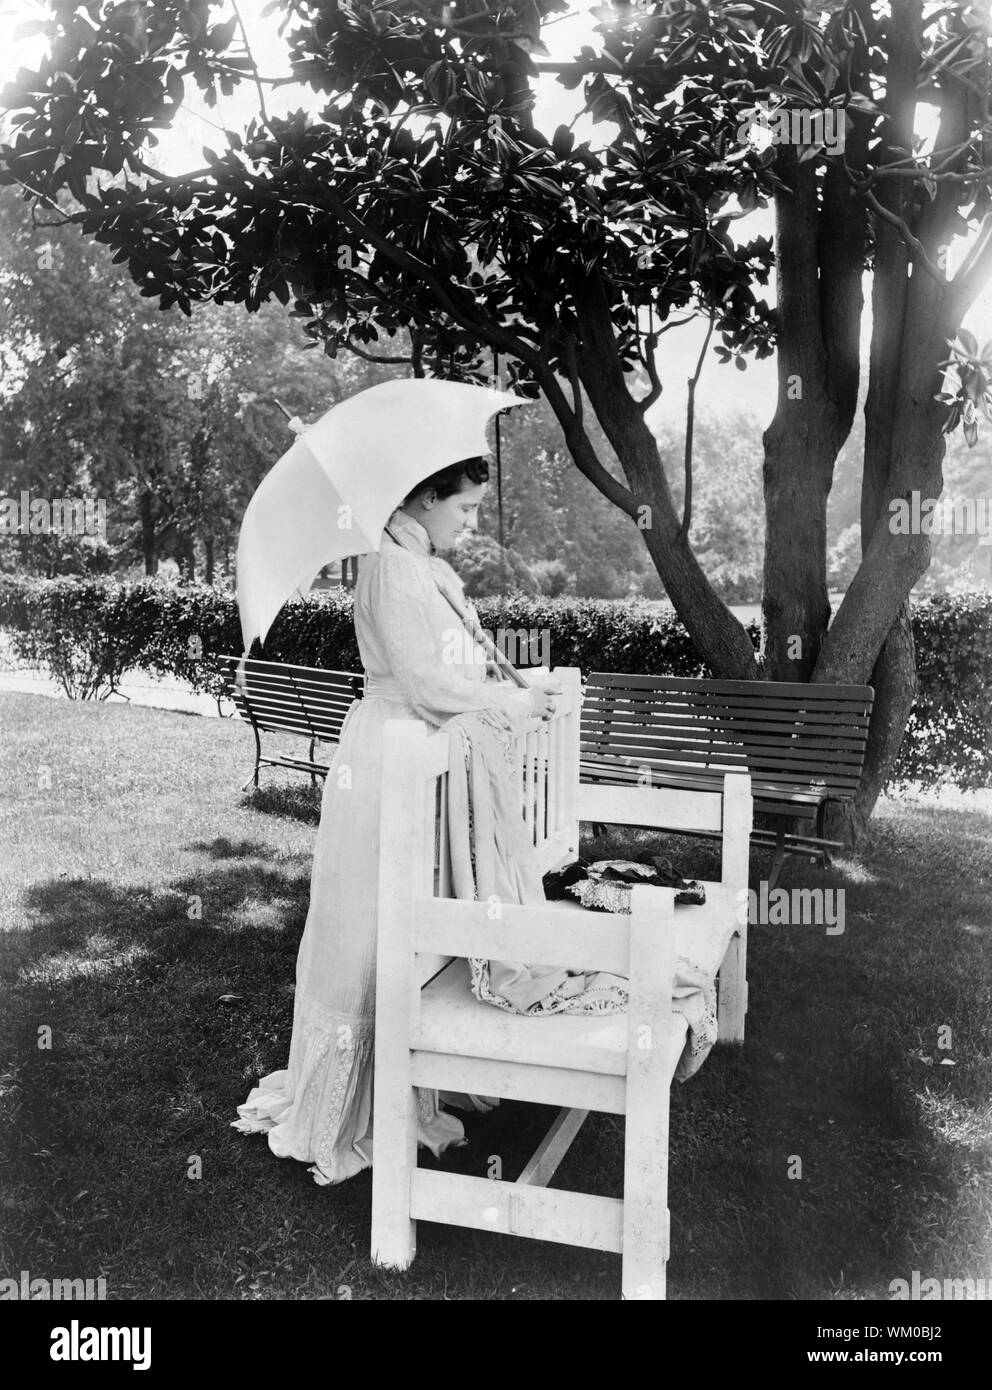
[403, 455, 489, 504]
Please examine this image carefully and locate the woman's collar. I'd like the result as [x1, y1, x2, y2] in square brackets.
[388, 506, 436, 557]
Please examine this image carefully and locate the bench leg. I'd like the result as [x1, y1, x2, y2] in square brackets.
[241, 751, 261, 793]
[767, 823, 787, 891]
[621, 1064, 670, 1301]
[370, 1080, 418, 1270]
[717, 928, 747, 1043]
[242, 723, 262, 792]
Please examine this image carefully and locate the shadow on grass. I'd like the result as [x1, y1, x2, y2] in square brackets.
[185, 837, 284, 861]
[240, 784, 323, 826]
[578, 814, 992, 1297]
[1, 800, 990, 1298]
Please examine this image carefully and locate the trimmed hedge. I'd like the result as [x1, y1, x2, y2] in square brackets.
[0, 578, 242, 699]
[473, 594, 746, 678]
[902, 592, 992, 791]
[1, 575, 989, 789]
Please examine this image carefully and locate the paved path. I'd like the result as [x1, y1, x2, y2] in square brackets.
[0, 667, 235, 718]
[1, 662, 988, 814]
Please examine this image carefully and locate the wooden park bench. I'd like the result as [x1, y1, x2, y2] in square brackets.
[580, 674, 874, 888]
[370, 667, 754, 1298]
[221, 655, 364, 791]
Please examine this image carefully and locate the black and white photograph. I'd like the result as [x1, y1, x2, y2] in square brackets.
[1, 0, 990, 1345]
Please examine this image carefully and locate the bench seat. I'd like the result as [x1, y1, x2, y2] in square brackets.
[417, 958, 688, 1078]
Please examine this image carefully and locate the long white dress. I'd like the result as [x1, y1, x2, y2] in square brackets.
[232, 506, 541, 1184]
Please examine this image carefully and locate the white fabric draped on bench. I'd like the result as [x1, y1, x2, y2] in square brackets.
[444, 705, 735, 1079]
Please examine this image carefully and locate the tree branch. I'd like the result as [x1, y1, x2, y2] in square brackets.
[860, 183, 949, 286]
[338, 339, 418, 365]
[230, 0, 270, 127]
[312, 183, 536, 361]
[564, 332, 583, 430]
[676, 313, 714, 543]
[636, 321, 662, 415]
[403, 0, 531, 40]
[133, 159, 219, 187]
[870, 164, 992, 183]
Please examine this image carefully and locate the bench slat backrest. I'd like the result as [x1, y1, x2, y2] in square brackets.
[581, 674, 874, 799]
[223, 655, 364, 744]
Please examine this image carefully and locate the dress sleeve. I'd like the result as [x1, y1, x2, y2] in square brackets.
[373, 547, 537, 725]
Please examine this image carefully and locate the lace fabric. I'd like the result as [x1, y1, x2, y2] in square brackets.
[231, 990, 466, 1184]
[444, 705, 722, 1074]
[445, 707, 631, 1017]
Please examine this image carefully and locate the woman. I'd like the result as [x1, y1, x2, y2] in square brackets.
[233, 456, 563, 1184]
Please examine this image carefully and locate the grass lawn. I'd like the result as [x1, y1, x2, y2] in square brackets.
[1, 688, 991, 1300]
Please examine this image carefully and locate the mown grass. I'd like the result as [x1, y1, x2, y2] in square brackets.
[1, 690, 990, 1300]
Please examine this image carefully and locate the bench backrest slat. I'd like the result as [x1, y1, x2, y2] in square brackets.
[588, 673, 873, 701]
[223, 655, 364, 743]
[229, 703, 348, 742]
[579, 745, 864, 784]
[229, 689, 356, 718]
[581, 673, 874, 800]
[582, 700, 872, 729]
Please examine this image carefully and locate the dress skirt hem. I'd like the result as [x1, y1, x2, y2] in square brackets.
[231, 996, 474, 1186]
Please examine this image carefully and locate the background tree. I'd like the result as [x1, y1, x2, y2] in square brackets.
[492, 398, 672, 597]
[2, 0, 991, 838]
[656, 409, 766, 604]
[750, 0, 992, 834]
[0, 183, 360, 575]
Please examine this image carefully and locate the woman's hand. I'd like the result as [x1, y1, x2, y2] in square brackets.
[528, 674, 564, 720]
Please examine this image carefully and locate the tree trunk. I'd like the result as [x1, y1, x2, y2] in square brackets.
[823, 603, 916, 841]
[569, 276, 759, 680]
[140, 491, 157, 575]
[204, 535, 215, 585]
[813, 1, 973, 823]
[761, 155, 864, 680]
[762, 417, 834, 680]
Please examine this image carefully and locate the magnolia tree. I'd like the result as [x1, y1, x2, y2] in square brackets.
[2, 0, 991, 838]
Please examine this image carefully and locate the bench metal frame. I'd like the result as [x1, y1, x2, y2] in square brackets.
[580, 673, 874, 888]
[222, 655, 364, 791]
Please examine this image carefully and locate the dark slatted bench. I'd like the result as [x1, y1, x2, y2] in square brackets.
[580, 674, 874, 887]
[222, 655, 365, 790]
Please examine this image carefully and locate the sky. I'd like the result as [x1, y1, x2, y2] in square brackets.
[1, 0, 989, 432]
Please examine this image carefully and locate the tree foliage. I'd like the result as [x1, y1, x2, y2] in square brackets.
[3, 0, 992, 833]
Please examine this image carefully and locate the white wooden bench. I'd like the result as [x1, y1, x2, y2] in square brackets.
[369, 667, 753, 1298]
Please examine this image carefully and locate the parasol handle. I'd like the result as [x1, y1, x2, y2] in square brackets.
[435, 583, 530, 689]
[274, 398, 306, 436]
[382, 525, 529, 689]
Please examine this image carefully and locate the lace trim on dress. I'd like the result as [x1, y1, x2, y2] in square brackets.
[233, 991, 464, 1186]
[385, 506, 435, 556]
[306, 1014, 373, 1185]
